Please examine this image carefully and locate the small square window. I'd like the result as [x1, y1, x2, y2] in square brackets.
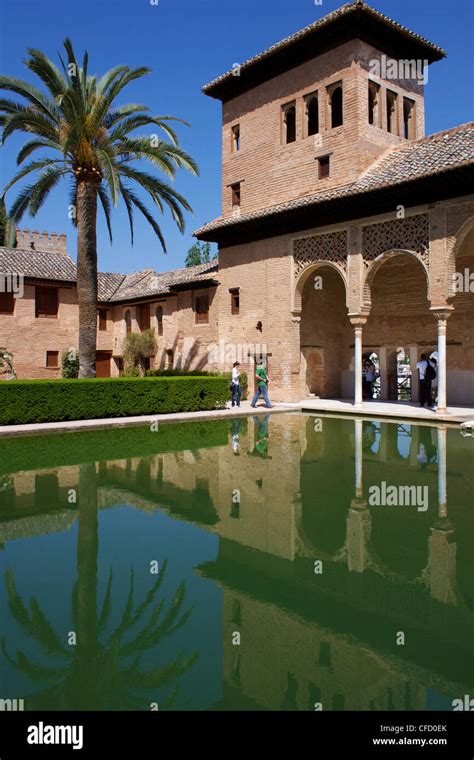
[46, 351, 59, 369]
[318, 155, 330, 179]
[231, 183, 241, 208]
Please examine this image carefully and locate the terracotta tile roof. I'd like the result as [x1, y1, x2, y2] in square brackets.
[194, 123, 474, 237]
[106, 260, 219, 302]
[97, 272, 126, 301]
[0, 246, 219, 302]
[0, 247, 77, 282]
[203, 1, 446, 99]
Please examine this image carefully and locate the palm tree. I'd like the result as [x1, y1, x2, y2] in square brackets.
[0, 41, 198, 377]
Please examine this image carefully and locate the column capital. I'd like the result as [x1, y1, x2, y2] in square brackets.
[430, 306, 454, 322]
[291, 311, 301, 324]
[349, 313, 368, 328]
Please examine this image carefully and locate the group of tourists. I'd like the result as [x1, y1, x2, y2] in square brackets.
[230, 353, 438, 409]
[230, 361, 273, 409]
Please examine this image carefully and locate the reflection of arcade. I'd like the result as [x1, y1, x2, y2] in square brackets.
[1, 415, 472, 711]
[198, 417, 473, 710]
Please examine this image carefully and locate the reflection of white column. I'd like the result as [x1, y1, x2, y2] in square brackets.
[431, 308, 453, 413]
[355, 418, 363, 497]
[437, 426, 447, 518]
[350, 316, 367, 406]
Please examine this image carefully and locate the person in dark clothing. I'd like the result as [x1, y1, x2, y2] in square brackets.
[416, 353, 435, 408]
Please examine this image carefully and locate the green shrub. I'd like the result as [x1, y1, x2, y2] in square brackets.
[145, 368, 217, 377]
[145, 369, 248, 397]
[0, 376, 228, 426]
[123, 329, 157, 376]
[61, 348, 79, 379]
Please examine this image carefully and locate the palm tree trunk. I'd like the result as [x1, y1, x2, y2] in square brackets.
[76, 178, 99, 378]
[76, 461, 99, 708]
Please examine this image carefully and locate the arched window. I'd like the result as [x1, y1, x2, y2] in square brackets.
[306, 95, 319, 136]
[368, 81, 380, 126]
[283, 103, 296, 144]
[330, 85, 343, 128]
[124, 309, 132, 334]
[386, 90, 398, 134]
[156, 306, 163, 336]
[403, 97, 416, 139]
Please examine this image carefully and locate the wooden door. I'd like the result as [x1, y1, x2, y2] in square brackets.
[96, 352, 112, 378]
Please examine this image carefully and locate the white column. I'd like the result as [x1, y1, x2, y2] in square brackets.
[351, 316, 367, 407]
[431, 308, 453, 413]
[409, 346, 419, 403]
[437, 426, 447, 518]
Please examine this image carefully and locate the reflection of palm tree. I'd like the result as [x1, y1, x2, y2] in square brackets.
[2, 463, 197, 710]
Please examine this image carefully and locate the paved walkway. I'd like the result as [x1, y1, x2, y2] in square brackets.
[0, 398, 473, 438]
[299, 397, 474, 425]
[0, 401, 295, 438]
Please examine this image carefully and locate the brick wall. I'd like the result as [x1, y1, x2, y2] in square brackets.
[0, 283, 78, 378]
[221, 39, 424, 217]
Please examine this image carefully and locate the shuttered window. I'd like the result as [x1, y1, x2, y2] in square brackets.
[35, 287, 58, 318]
[0, 291, 14, 314]
[195, 295, 209, 324]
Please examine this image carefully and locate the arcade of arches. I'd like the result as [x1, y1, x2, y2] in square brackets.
[296, 216, 474, 410]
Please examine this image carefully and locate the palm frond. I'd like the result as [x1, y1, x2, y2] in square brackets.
[119, 186, 166, 252]
[28, 167, 65, 215]
[119, 182, 135, 244]
[0, 75, 60, 123]
[25, 48, 67, 97]
[16, 138, 63, 165]
[1, 108, 58, 143]
[3, 157, 64, 193]
[97, 184, 113, 243]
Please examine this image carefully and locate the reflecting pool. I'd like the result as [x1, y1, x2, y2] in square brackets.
[0, 414, 473, 710]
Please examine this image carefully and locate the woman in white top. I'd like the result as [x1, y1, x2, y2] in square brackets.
[231, 361, 242, 407]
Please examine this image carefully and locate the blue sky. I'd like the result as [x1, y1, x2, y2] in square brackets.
[0, 0, 473, 274]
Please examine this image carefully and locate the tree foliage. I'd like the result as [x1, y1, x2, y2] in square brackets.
[185, 241, 212, 267]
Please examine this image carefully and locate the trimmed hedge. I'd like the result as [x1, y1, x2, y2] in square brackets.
[0, 376, 228, 426]
[0, 419, 229, 475]
[145, 369, 217, 377]
[146, 368, 249, 398]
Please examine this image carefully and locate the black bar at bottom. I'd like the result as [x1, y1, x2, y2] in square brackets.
[0, 710, 473, 757]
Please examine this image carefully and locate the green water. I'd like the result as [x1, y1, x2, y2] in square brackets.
[0, 413, 472, 711]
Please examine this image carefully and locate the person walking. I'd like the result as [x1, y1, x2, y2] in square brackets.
[364, 359, 376, 400]
[250, 362, 273, 409]
[230, 361, 242, 407]
[416, 353, 434, 408]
